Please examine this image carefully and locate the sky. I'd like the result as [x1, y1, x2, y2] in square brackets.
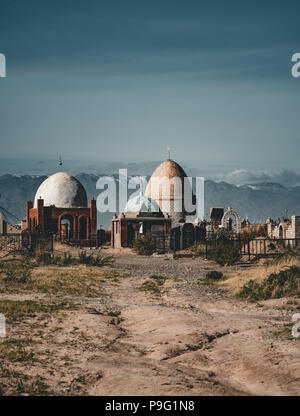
[0, 0, 300, 171]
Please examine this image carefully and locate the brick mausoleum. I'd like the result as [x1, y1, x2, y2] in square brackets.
[26, 172, 97, 246]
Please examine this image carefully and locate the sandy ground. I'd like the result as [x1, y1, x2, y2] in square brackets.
[0, 249, 299, 396]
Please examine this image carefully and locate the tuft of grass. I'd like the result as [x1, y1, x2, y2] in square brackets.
[78, 251, 114, 267]
[0, 299, 77, 322]
[0, 261, 32, 285]
[107, 311, 121, 317]
[139, 280, 161, 293]
[36, 250, 114, 268]
[103, 270, 131, 281]
[0, 365, 51, 395]
[0, 339, 36, 363]
[200, 270, 229, 285]
[237, 265, 300, 302]
[150, 274, 168, 286]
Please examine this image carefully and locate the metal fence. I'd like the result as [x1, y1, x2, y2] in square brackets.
[0, 233, 53, 258]
[205, 237, 300, 261]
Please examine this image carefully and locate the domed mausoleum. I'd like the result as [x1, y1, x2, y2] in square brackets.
[26, 172, 97, 246]
[34, 172, 87, 208]
[145, 159, 195, 223]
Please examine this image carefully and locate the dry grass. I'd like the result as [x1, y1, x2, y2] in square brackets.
[0, 299, 77, 322]
[0, 365, 50, 395]
[0, 264, 111, 297]
[219, 257, 300, 295]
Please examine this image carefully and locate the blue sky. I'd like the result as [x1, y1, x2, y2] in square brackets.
[0, 0, 299, 169]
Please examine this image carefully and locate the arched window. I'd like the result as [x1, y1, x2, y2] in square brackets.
[60, 214, 74, 239]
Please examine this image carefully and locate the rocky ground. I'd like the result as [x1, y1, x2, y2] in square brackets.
[0, 248, 299, 396]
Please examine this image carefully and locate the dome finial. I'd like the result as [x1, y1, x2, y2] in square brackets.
[167, 146, 171, 160]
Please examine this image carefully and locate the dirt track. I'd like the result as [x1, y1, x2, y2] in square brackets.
[0, 251, 299, 395]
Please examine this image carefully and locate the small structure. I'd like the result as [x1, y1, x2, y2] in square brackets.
[26, 172, 97, 246]
[210, 207, 224, 225]
[221, 206, 241, 234]
[111, 194, 171, 248]
[267, 216, 300, 239]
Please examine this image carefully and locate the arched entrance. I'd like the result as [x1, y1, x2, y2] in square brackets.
[79, 216, 87, 240]
[60, 214, 74, 239]
[221, 207, 241, 234]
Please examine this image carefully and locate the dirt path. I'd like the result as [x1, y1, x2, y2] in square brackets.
[1, 253, 299, 395]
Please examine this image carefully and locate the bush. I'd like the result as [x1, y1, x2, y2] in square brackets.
[36, 252, 53, 265]
[79, 251, 114, 267]
[190, 242, 206, 257]
[133, 233, 155, 256]
[150, 274, 168, 286]
[207, 242, 241, 266]
[269, 247, 300, 265]
[205, 271, 224, 280]
[237, 266, 300, 301]
[0, 262, 32, 285]
[139, 280, 160, 293]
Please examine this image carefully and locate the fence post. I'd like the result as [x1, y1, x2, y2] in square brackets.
[248, 240, 250, 261]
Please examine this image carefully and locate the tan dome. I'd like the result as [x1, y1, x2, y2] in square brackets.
[34, 172, 87, 208]
[148, 159, 188, 180]
[145, 159, 193, 222]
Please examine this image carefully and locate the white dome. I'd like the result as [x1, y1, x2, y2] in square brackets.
[34, 172, 87, 208]
[145, 159, 193, 221]
[124, 193, 160, 213]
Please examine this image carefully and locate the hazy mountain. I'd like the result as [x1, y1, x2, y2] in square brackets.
[1, 173, 300, 228]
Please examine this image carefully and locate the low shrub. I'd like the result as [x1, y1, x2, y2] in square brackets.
[37, 250, 114, 267]
[207, 242, 241, 266]
[150, 274, 168, 286]
[0, 262, 32, 285]
[205, 271, 224, 280]
[133, 233, 155, 256]
[139, 280, 160, 293]
[237, 266, 300, 302]
[190, 243, 206, 257]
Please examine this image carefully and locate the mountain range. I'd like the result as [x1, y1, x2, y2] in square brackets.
[1, 173, 300, 228]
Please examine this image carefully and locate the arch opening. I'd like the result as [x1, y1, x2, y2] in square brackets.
[60, 214, 74, 239]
